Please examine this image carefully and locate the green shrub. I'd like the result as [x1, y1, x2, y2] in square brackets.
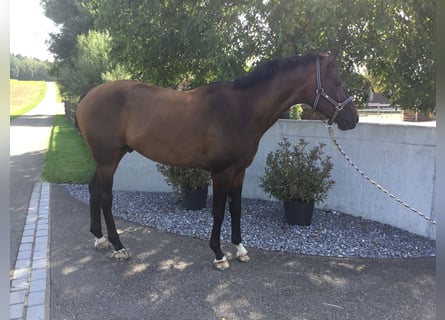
[156, 164, 210, 194]
[260, 138, 334, 204]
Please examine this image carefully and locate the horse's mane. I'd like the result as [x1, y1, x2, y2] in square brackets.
[233, 53, 319, 89]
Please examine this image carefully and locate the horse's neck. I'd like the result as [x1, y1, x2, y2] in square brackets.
[244, 70, 313, 135]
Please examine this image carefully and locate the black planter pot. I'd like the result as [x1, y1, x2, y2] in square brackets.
[182, 186, 208, 210]
[283, 199, 315, 226]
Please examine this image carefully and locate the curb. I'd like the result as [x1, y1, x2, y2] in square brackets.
[10, 182, 50, 320]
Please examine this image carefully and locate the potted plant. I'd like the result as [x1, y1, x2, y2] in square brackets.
[156, 164, 211, 210]
[260, 138, 335, 225]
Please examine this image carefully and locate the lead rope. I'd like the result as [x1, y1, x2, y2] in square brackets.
[326, 124, 436, 225]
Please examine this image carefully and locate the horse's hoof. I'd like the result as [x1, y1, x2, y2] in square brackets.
[111, 248, 130, 260]
[213, 256, 230, 270]
[237, 254, 250, 263]
[94, 237, 111, 250]
[235, 243, 249, 262]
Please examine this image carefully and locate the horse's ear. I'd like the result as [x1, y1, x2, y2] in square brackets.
[331, 50, 339, 61]
[320, 50, 331, 58]
[320, 50, 340, 64]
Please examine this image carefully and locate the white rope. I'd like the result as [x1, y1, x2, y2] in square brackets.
[326, 125, 436, 225]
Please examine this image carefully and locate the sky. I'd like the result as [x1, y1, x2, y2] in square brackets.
[10, 0, 59, 61]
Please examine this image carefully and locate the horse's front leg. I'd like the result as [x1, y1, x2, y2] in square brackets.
[229, 169, 250, 263]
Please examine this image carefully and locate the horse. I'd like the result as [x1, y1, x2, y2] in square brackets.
[76, 50, 358, 270]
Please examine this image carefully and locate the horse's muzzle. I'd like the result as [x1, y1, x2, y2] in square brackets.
[337, 115, 359, 131]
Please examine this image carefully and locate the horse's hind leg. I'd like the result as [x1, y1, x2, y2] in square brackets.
[96, 163, 130, 260]
[89, 172, 111, 250]
[209, 172, 232, 270]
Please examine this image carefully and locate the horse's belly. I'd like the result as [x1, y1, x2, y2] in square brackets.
[132, 138, 209, 169]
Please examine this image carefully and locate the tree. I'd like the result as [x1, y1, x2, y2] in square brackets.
[56, 30, 118, 99]
[88, 0, 263, 88]
[357, 0, 435, 111]
[258, 0, 434, 110]
[10, 54, 52, 81]
[41, 0, 94, 80]
[259, 0, 372, 106]
[90, 0, 373, 104]
[43, 0, 434, 111]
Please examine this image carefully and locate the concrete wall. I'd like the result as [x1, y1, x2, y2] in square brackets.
[114, 120, 437, 239]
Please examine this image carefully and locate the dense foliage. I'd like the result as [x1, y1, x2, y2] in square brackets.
[55, 30, 124, 98]
[42, 0, 435, 111]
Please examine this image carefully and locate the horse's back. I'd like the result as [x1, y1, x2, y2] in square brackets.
[75, 79, 252, 169]
[77, 80, 187, 124]
[75, 80, 207, 165]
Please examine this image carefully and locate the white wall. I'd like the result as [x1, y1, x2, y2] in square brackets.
[114, 120, 437, 239]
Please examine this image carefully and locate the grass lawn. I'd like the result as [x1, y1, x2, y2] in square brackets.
[10, 80, 47, 119]
[42, 115, 96, 184]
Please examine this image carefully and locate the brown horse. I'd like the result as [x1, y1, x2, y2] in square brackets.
[76, 51, 358, 269]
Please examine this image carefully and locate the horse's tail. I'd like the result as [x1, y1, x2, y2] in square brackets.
[78, 90, 88, 103]
[74, 91, 89, 131]
[74, 111, 79, 131]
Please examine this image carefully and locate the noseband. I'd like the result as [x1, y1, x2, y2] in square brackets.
[312, 57, 354, 125]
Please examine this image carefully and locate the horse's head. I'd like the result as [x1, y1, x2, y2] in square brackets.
[310, 51, 359, 130]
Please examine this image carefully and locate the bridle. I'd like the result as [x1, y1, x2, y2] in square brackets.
[312, 57, 354, 125]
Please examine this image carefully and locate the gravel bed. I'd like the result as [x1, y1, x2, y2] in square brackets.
[63, 184, 436, 258]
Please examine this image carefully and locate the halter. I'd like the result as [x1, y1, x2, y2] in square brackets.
[312, 57, 354, 125]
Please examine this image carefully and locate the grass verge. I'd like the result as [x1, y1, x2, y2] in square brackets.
[42, 115, 96, 183]
[10, 80, 47, 119]
[55, 82, 63, 103]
